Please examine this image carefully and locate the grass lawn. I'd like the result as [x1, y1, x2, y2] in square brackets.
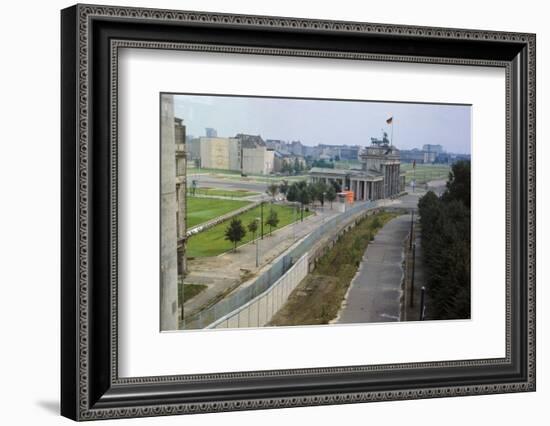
[187, 203, 313, 257]
[178, 283, 207, 304]
[186, 197, 251, 228]
[187, 167, 241, 175]
[400, 163, 451, 185]
[190, 187, 259, 198]
[269, 211, 398, 326]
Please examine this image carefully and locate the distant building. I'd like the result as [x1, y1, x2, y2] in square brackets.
[400, 144, 444, 164]
[302, 145, 321, 159]
[422, 144, 444, 154]
[266, 139, 290, 154]
[197, 137, 241, 171]
[400, 148, 436, 164]
[205, 127, 218, 138]
[236, 134, 274, 175]
[309, 131, 405, 200]
[317, 144, 360, 161]
[290, 140, 304, 156]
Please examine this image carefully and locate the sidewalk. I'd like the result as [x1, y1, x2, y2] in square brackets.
[336, 214, 410, 324]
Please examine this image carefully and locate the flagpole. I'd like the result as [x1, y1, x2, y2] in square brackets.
[391, 116, 394, 146]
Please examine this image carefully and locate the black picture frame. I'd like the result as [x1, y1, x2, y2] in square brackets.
[61, 4, 536, 421]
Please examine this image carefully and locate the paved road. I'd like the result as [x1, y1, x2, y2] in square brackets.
[188, 173, 300, 194]
[336, 214, 410, 324]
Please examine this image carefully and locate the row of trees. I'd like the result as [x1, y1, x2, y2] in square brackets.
[224, 176, 343, 252]
[224, 210, 280, 252]
[277, 157, 338, 175]
[285, 180, 338, 220]
[418, 160, 471, 320]
[279, 157, 306, 175]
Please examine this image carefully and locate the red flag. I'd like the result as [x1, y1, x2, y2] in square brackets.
[386, 116, 393, 124]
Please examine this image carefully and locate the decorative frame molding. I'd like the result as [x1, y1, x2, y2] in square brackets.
[61, 4, 535, 421]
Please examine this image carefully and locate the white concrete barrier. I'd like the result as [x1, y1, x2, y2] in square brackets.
[208, 253, 309, 329]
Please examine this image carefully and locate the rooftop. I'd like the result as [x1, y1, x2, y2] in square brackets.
[309, 167, 383, 178]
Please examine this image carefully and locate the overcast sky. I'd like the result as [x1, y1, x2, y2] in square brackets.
[173, 94, 471, 154]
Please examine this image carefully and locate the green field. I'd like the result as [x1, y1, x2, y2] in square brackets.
[205, 173, 307, 184]
[187, 204, 312, 257]
[186, 197, 251, 228]
[187, 167, 308, 184]
[400, 163, 451, 185]
[189, 187, 259, 198]
[187, 167, 241, 175]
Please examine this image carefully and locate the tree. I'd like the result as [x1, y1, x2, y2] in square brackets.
[312, 159, 334, 169]
[266, 183, 279, 200]
[417, 160, 471, 320]
[279, 179, 289, 196]
[224, 218, 246, 252]
[265, 209, 280, 235]
[281, 161, 293, 174]
[326, 185, 336, 208]
[330, 180, 342, 193]
[247, 219, 258, 242]
[293, 157, 301, 174]
[442, 160, 471, 208]
[308, 181, 329, 207]
[286, 180, 311, 221]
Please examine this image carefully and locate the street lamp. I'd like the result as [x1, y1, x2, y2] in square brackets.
[260, 196, 264, 240]
[255, 217, 261, 267]
[293, 202, 297, 241]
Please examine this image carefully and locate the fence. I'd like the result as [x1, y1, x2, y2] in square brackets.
[208, 253, 309, 329]
[183, 200, 381, 329]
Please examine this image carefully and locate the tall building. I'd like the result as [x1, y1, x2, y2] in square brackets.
[174, 118, 187, 280]
[205, 127, 217, 138]
[160, 94, 186, 330]
[309, 131, 405, 200]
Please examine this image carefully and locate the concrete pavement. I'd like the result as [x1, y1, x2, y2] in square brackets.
[336, 214, 410, 324]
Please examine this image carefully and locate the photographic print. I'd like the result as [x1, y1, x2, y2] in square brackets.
[160, 93, 471, 331]
[61, 6, 535, 418]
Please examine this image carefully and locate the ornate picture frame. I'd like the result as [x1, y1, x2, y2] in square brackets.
[61, 4, 535, 421]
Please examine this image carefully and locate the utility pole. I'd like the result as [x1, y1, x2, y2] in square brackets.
[255, 217, 260, 267]
[260, 199, 264, 240]
[293, 204, 297, 241]
[409, 209, 414, 250]
[410, 243, 416, 308]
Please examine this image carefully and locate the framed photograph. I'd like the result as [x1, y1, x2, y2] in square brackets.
[61, 4, 536, 421]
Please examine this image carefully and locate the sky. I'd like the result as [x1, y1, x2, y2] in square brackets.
[173, 94, 471, 154]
